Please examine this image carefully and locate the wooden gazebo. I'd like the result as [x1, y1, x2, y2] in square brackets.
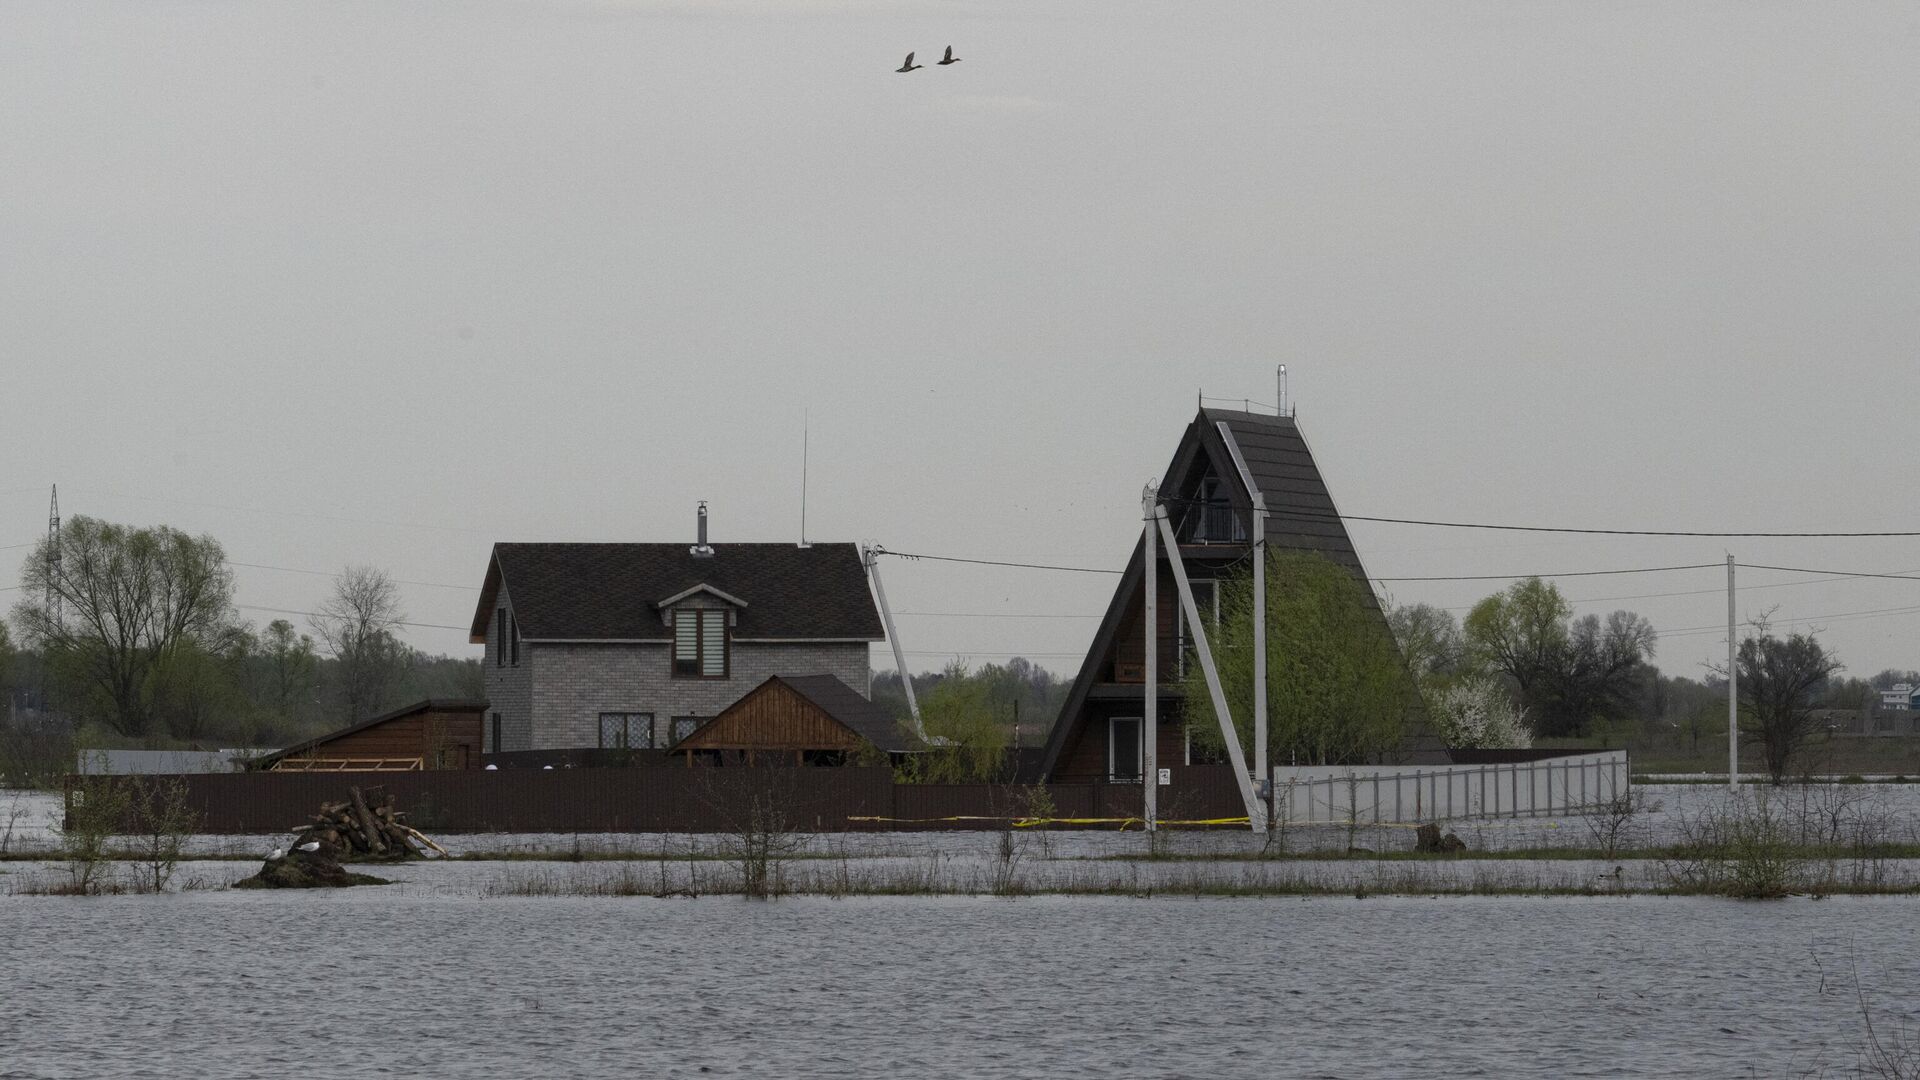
[674, 675, 914, 766]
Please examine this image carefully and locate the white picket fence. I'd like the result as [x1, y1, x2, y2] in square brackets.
[1271, 751, 1630, 825]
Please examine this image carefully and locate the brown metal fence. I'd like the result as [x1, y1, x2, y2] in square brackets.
[66, 767, 1221, 834]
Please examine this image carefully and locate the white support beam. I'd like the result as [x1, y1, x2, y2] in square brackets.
[864, 546, 924, 741]
[1154, 508, 1266, 830]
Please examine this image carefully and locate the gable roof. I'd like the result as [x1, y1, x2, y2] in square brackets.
[677, 674, 918, 753]
[253, 699, 488, 770]
[468, 542, 884, 643]
[1040, 408, 1436, 777]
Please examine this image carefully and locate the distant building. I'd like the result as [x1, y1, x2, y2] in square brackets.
[1879, 683, 1916, 711]
[469, 506, 887, 754]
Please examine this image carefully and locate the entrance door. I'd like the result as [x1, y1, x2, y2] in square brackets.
[1109, 716, 1142, 781]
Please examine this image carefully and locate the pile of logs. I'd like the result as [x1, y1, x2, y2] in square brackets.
[292, 786, 448, 861]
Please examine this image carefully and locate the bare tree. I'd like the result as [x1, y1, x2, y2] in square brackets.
[10, 517, 234, 738]
[310, 566, 408, 723]
[1388, 601, 1463, 681]
[1736, 617, 1845, 784]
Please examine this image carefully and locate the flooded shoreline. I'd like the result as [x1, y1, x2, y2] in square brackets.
[4, 892, 1918, 1078]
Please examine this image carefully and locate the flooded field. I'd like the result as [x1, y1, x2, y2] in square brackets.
[7, 783, 1920, 1075]
[3, 892, 1918, 1078]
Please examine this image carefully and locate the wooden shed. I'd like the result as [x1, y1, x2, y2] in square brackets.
[675, 675, 915, 766]
[257, 699, 488, 772]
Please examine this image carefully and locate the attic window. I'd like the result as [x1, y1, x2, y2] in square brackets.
[673, 610, 728, 679]
[1186, 477, 1246, 544]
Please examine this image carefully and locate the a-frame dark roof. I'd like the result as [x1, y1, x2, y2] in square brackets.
[1039, 409, 1430, 776]
[467, 542, 885, 643]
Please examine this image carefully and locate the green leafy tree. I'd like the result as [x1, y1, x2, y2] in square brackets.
[896, 661, 1007, 783]
[10, 517, 235, 738]
[1182, 550, 1413, 766]
[1463, 577, 1570, 710]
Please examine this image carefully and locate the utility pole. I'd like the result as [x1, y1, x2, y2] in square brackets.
[1143, 484, 1158, 833]
[1727, 554, 1738, 791]
[1251, 490, 1268, 825]
[863, 546, 923, 741]
[1152, 503, 1265, 830]
[45, 485, 61, 630]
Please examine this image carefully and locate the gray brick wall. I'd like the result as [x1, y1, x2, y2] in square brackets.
[481, 581, 533, 751]
[528, 640, 871, 750]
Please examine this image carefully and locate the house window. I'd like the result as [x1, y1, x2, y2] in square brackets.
[672, 610, 728, 678]
[491, 712, 502, 753]
[1109, 716, 1142, 781]
[496, 609, 507, 667]
[510, 613, 519, 667]
[599, 712, 654, 749]
[671, 716, 703, 744]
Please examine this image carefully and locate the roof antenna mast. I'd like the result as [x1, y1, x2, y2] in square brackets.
[1276, 364, 1289, 417]
[798, 410, 811, 549]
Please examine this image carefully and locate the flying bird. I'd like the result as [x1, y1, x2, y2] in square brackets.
[937, 46, 961, 65]
[896, 52, 922, 73]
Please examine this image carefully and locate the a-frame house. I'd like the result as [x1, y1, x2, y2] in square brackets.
[1040, 407, 1443, 783]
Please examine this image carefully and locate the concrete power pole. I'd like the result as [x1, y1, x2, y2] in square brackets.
[1142, 484, 1158, 833]
[1727, 554, 1738, 791]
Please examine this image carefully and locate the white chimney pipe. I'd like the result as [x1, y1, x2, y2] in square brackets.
[691, 502, 714, 557]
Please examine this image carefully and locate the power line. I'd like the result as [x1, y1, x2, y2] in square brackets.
[234, 603, 470, 633]
[893, 611, 1103, 619]
[226, 560, 478, 591]
[1660, 602, 1920, 640]
[1373, 562, 1720, 583]
[875, 548, 1123, 575]
[1741, 563, 1920, 583]
[1267, 505, 1920, 538]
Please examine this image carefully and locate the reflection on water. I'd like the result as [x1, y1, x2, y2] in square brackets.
[1, 892, 1916, 1078]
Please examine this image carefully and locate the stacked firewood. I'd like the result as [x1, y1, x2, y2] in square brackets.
[292, 786, 448, 860]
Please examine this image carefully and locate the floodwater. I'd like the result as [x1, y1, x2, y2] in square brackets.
[2, 892, 1917, 1078]
[8, 783, 1920, 1076]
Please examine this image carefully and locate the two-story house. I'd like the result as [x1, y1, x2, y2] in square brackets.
[468, 507, 886, 752]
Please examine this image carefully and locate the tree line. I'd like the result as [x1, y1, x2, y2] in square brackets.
[2, 516, 479, 751]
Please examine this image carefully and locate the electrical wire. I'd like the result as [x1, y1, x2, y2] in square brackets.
[1373, 563, 1720, 583]
[874, 548, 1123, 575]
[234, 603, 470, 632]
[1269, 505, 1920, 538]
[226, 560, 479, 591]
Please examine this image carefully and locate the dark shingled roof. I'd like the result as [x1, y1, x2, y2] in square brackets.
[253, 699, 489, 770]
[779, 674, 919, 753]
[1206, 408, 1370, 579]
[469, 542, 884, 643]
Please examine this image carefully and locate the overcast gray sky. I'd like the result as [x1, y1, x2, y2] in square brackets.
[3, 0, 1917, 682]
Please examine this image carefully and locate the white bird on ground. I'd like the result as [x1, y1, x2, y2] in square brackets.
[267, 847, 286, 861]
[297, 841, 321, 853]
[485, 763, 499, 771]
